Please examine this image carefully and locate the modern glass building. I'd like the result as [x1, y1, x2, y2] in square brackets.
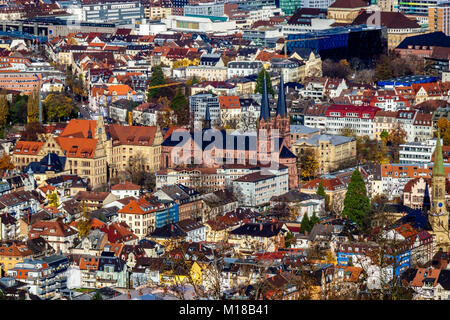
[285, 25, 387, 61]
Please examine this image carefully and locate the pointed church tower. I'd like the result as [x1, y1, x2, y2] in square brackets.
[429, 131, 449, 251]
[258, 73, 271, 131]
[275, 74, 291, 147]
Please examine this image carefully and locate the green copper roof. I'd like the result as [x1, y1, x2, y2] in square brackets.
[433, 130, 445, 177]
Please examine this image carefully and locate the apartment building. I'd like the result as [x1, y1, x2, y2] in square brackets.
[292, 134, 357, 175]
[399, 139, 439, 164]
[379, 162, 450, 199]
[429, 3, 450, 36]
[118, 198, 158, 239]
[189, 92, 221, 128]
[81, 0, 144, 23]
[232, 167, 289, 207]
[0, 71, 42, 94]
[156, 167, 226, 193]
[107, 124, 163, 177]
[0, 243, 33, 274]
[7, 256, 69, 299]
[323, 104, 381, 137]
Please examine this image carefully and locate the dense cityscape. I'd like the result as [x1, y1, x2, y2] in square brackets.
[0, 0, 450, 302]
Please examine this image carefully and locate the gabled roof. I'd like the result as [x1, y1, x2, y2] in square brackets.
[108, 124, 158, 147]
[352, 11, 419, 29]
[111, 181, 140, 191]
[29, 219, 77, 238]
[55, 137, 98, 159]
[14, 141, 44, 155]
[329, 0, 368, 8]
[59, 119, 97, 139]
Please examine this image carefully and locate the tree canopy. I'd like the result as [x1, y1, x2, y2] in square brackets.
[436, 117, 450, 145]
[342, 169, 371, 228]
[147, 65, 166, 100]
[254, 69, 274, 95]
[44, 93, 74, 122]
[297, 148, 318, 181]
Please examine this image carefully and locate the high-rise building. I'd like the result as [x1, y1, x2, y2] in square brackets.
[280, 0, 335, 15]
[429, 2, 450, 35]
[80, 0, 144, 23]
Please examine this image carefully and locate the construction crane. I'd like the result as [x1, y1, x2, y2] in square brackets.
[147, 82, 183, 90]
[127, 82, 184, 125]
[283, 36, 328, 58]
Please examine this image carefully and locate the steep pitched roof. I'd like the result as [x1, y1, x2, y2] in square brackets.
[55, 137, 98, 159]
[108, 124, 158, 147]
[329, 0, 368, 8]
[59, 119, 97, 139]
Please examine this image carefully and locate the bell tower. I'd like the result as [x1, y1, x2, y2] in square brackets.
[429, 131, 449, 251]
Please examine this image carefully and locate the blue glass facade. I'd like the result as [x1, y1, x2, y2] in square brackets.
[155, 203, 179, 228]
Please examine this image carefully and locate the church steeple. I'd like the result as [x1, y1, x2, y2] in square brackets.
[429, 129, 449, 251]
[434, 131, 444, 177]
[276, 74, 286, 118]
[259, 73, 270, 122]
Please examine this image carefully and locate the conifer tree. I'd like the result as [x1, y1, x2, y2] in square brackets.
[254, 69, 274, 95]
[309, 211, 320, 231]
[300, 213, 310, 234]
[147, 65, 166, 99]
[342, 168, 371, 228]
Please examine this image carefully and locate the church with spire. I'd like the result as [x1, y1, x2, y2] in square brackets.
[257, 74, 298, 189]
[429, 130, 450, 251]
[161, 73, 299, 189]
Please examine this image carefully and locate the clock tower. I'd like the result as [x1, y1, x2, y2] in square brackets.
[429, 131, 449, 251]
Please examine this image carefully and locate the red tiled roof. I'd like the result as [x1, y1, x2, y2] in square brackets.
[111, 181, 140, 191]
[108, 124, 158, 146]
[59, 119, 97, 139]
[219, 96, 240, 109]
[14, 141, 44, 155]
[55, 137, 98, 159]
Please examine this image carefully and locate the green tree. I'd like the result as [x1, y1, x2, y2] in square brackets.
[27, 90, 39, 123]
[342, 169, 371, 228]
[254, 69, 274, 95]
[77, 202, 91, 238]
[316, 180, 329, 210]
[170, 88, 189, 126]
[309, 211, 320, 231]
[91, 292, 103, 300]
[10, 94, 27, 124]
[147, 65, 166, 99]
[284, 232, 294, 248]
[300, 213, 310, 234]
[44, 93, 74, 122]
[0, 95, 9, 138]
[380, 129, 389, 141]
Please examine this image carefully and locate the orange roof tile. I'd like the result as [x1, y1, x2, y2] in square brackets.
[219, 96, 241, 109]
[59, 119, 97, 139]
[14, 141, 44, 155]
[55, 137, 98, 159]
